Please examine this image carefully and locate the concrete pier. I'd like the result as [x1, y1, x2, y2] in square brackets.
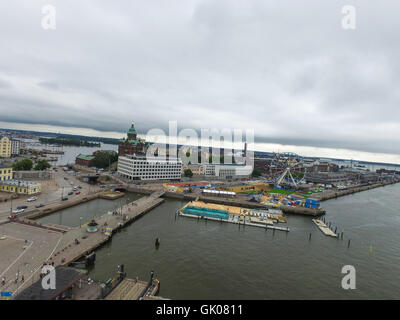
[312, 219, 337, 238]
[315, 181, 398, 202]
[11, 192, 165, 298]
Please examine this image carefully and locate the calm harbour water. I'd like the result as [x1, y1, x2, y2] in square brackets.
[25, 141, 118, 166]
[38, 183, 400, 299]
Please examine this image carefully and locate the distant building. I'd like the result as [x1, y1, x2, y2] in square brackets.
[0, 136, 11, 158]
[305, 172, 349, 185]
[75, 154, 95, 167]
[182, 164, 205, 176]
[11, 139, 21, 156]
[205, 164, 253, 180]
[118, 155, 182, 181]
[118, 122, 147, 156]
[0, 164, 13, 181]
[305, 161, 339, 173]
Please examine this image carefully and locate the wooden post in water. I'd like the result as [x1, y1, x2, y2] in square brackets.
[309, 233, 312, 241]
[347, 239, 351, 248]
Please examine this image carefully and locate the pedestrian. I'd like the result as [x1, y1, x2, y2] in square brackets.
[21, 275, 24, 283]
[1, 277, 5, 286]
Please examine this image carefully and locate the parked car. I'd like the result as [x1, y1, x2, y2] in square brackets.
[27, 196, 37, 202]
[61, 197, 68, 201]
[75, 191, 81, 195]
[68, 192, 73, 195]
[64, 177, 68, 180]
[12, 208, 24, 214]
[78, 186, 82, 189]
[35, 204, 45, 208]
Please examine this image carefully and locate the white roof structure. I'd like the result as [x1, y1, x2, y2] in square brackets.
[202, 189, 236, 196]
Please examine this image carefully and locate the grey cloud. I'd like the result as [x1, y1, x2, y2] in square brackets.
[0, 0, 399, 159]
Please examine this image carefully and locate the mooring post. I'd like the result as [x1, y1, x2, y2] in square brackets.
[309, 233, 311, 241]
[347, 239, 351, 248]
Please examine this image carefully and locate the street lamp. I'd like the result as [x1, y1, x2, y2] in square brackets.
[79, 216, 83, 228]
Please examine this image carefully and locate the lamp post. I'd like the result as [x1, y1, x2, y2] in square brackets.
[80, 216, 83, 228]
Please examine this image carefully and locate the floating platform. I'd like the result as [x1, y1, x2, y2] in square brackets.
[177, 204, 290, 232]
[312, 219, 337, 238]
[99, 191, 125, 200]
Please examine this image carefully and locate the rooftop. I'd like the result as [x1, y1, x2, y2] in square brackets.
[1, 179, 41, 187]
[15, 267, 86, 300]
[76, 154, 95, 161]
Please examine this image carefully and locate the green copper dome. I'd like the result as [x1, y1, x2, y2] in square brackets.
[127, 122, 137, 135]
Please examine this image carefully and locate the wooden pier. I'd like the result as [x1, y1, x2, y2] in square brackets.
[312, 219, 337, 238]
[45, 192, 165, 267]
[105, 278, 149, 300]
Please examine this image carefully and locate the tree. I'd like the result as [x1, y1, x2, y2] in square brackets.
[13, 158, 33, 171]
[252, 168, 262, 177]
[34, 159, 51, 171]
[92, 151, 118, 169]
[184, 169, 193, 177]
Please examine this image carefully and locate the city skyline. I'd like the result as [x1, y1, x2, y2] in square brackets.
[1, 120, 400, 166]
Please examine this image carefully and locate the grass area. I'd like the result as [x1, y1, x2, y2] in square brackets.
[267, 188, 296, 195]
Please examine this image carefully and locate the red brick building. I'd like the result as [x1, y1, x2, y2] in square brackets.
[118, 122, 147, 156]
[75, 154, 95, 167]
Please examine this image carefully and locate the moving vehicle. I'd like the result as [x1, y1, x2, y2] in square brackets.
[17, 205, 28, 210]
[75, 191, 81, 195]
[27, 196, 37, 202]
[12, 208, 24, 214]
[8, 213, 19, 220]
[35, 204, 45, 208]
[68, 191, 73, 195]
[62, 197, 68, 201]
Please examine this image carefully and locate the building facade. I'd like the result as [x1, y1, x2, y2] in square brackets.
[0, 136, 12, 158]
[118, 155, 182, 181]
[205, 164, 253, 180]
[182, 164, 205, 176]
[0, 180, 41, 194]
[118, 122, 147, 156]
[0, 165, 13, 181]
[11, 139, 21, 156]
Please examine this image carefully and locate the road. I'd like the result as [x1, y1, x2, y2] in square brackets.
[0, 167, 100, 222]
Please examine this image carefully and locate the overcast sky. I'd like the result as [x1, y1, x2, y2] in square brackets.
[1, 1, 399, 163]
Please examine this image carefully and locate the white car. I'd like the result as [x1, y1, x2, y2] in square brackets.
[27, 196, 37, 202]
[12, 208, 24, 214]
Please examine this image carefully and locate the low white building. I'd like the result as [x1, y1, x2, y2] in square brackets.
[205, 164, 253, 180]
[118, 155, 182, 181]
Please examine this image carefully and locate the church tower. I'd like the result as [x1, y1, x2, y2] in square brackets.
[127, 122, 137, 140]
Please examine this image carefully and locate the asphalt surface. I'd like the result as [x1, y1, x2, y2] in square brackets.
[0, 167, 100, 222]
